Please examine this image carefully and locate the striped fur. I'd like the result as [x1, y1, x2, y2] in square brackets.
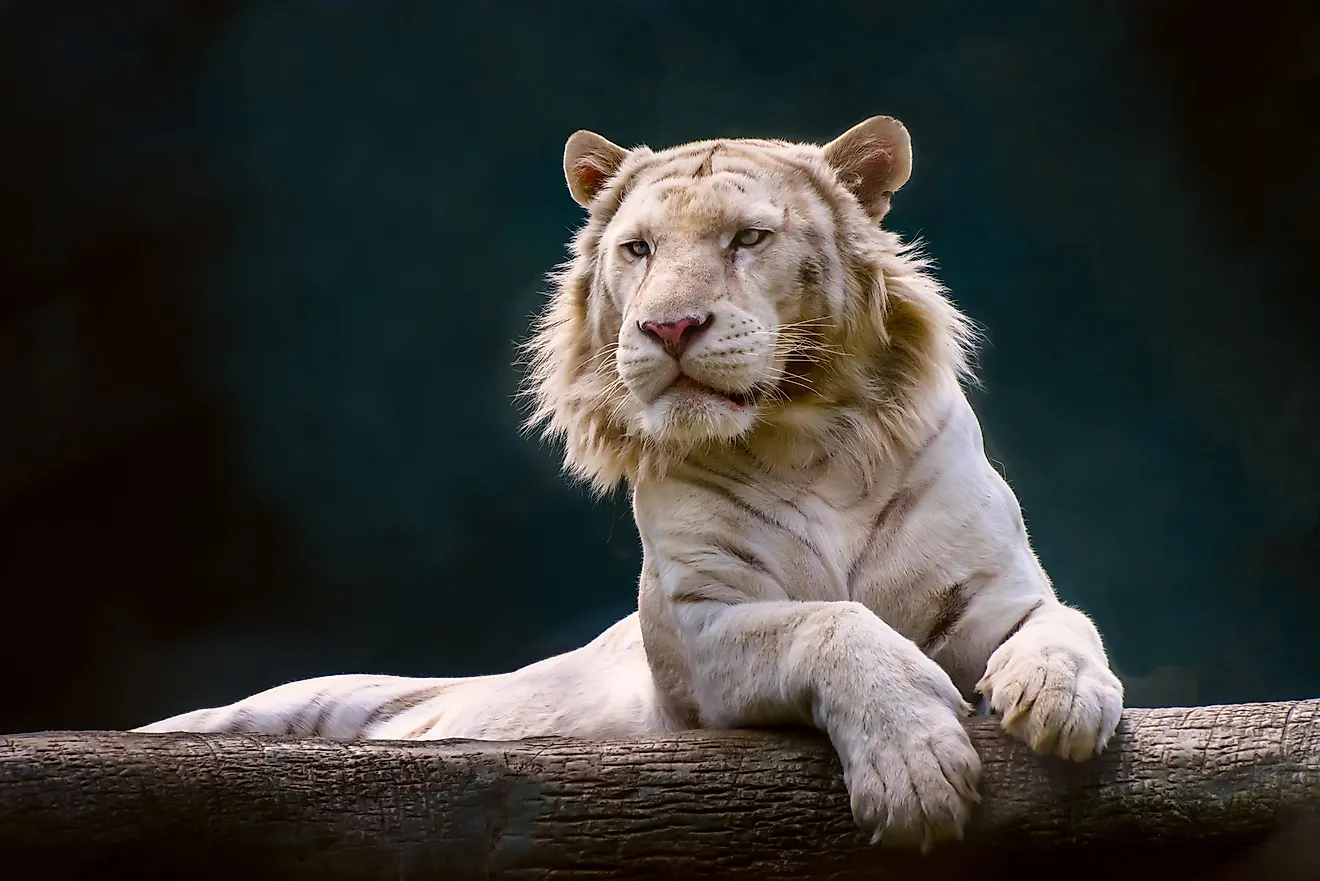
[135, 117, 1123, 853]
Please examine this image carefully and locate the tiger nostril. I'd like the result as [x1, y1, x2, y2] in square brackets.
[638, 313, 713, 359]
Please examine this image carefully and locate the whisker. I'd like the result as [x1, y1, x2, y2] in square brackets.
[776, 342, 844, 358]
[773, 375, 818, 396]
[776, 316, 838, 330]
[742, 329, 836, 342]
[740, 327, 844, 359]
[603, 387, 636, 422]
[582, 344, 621, 368]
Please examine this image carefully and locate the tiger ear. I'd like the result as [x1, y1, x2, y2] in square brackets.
[822, 115, 913, 221]
[563, 130, 631, 208]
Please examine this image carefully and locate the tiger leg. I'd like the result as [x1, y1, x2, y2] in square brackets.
[132, 613, 669, 741]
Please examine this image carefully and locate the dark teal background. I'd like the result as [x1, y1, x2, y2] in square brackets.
[1, 1, 1316, 733]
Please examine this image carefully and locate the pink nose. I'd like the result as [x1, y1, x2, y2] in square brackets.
[639, 314, 712, 359]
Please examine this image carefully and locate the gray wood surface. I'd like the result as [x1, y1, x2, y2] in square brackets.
[3, 700, 1319, 879]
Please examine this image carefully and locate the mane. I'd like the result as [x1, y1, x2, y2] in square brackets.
[518, 141, 980, 496]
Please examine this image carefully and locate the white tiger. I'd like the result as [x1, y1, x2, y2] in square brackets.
[136, 115, 1124, 852]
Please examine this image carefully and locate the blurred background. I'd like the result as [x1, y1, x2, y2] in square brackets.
[0, 1, 1316, 734]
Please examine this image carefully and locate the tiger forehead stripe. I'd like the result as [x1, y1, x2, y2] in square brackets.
[636, 146, 725, 180]
[695, 146, 717, 177]
[590, 148, 677, 220]
[636, 142, 773, 179]
[640, 165, 766, 194]
[755, 150, 855, 230]
[641, 166, 704, 188]
[629, 156, 788, 204]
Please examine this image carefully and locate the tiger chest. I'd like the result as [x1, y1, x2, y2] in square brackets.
[777, 480, 938, 644]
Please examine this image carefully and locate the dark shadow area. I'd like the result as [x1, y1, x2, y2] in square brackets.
[0, 1, 1314, 732]
[0, 1, 318, 731]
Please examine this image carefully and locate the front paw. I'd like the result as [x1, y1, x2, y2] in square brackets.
[836, 703, 982, 853]
[977, 633, 1123, 762]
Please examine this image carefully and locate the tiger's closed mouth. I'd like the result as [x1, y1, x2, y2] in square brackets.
[669, 374, 756, 410]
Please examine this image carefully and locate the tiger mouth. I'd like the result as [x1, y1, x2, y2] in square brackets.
[668, 374, 757, 410]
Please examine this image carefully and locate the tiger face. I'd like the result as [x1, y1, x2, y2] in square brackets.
[527, 116, 970, 492]
[567, 119, 912, 452]
[605, 156, 837, 445]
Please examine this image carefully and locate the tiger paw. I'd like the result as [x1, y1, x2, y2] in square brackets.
[977, 628, 1123, 762]
[833, 696, 982, 853]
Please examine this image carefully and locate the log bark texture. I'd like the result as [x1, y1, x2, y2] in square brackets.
[3, 700, 1320, 880]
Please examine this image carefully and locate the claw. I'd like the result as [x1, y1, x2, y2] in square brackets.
[1001, 696, 1034, 727]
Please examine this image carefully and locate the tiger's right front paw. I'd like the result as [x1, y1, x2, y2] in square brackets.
[835, 702, 982, 853]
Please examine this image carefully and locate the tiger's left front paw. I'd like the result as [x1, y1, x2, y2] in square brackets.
[976, 632, 1123, 762]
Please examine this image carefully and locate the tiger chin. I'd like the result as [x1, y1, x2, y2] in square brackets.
[134, 115, 1124, 853]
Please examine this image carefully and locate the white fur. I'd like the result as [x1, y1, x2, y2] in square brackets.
[135, 117, 1123, 853]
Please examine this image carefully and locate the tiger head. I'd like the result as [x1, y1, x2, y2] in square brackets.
[523, 117, 976, 492]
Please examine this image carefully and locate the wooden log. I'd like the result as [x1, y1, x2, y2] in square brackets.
[2, 700, 1319, 880]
